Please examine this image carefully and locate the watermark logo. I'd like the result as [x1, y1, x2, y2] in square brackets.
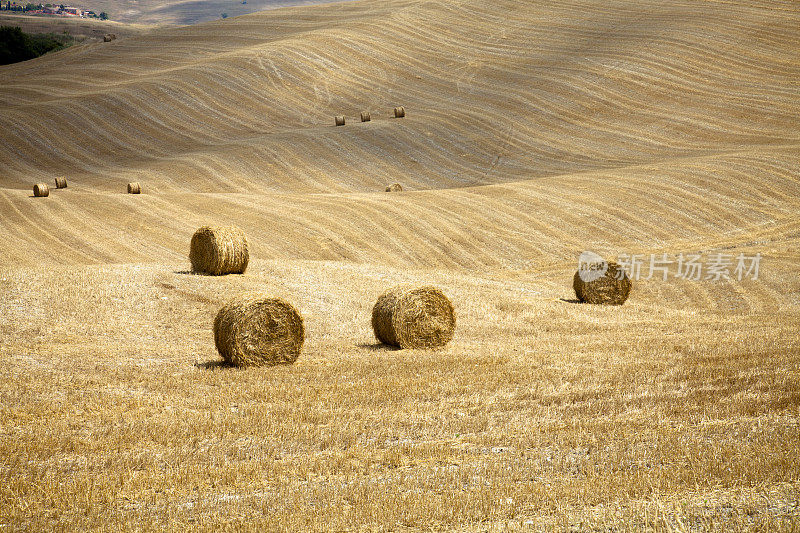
[577, 252, 762, 281]
[577, 251, 608, 282]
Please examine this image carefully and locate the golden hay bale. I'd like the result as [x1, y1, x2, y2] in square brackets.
[335, 115, 346, 126]
[54, 177, 67, 189]
[103, 33, 116, 42]
[127, 182, 141, 194]
[360, 111, 371, 122]
[189, 225, 249, 275]
[372, 285, 455, 349]
[385, 183, 403, 192]
[573, 261, 632, 305]
[394, 106, 405, 118]
[33, 183, 49, 197]
[214, 294, 304, 367]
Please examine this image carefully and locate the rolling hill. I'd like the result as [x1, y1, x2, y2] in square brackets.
[1, 0, 798, 529]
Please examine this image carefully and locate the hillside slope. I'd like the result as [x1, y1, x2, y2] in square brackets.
[1, 0, 799, 277]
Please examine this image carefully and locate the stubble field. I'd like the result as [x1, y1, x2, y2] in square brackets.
[0, 0, 798, 529]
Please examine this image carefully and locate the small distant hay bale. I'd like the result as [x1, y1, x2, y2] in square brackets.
[189, 225, 249, 275]
[214, 294, 305, 366]
[385, 183, 403, 192]
[372, 285, 455, 349]
[103, 33, 116, 42]
[54, 177, 67, 189]
[335, 115, 346, 126]
[394, 106, 405, 118]
[33, 183, 49, 197]
[360, 111, 371, 122]
[573, 261, 632, 305]
[127, 182, 141, 194]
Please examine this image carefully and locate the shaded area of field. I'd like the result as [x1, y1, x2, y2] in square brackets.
[0, 13, 151, 41]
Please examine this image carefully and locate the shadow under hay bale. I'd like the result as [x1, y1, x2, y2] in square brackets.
[573, 261, 632, 305]
[189, 225, 249, 275]
[394, 106, 405, 118]
[54, 177, 67, 189]
[335, 115, 346, 126]
[214, 295, 304, 367]
[360, 111, 371, 122]
[127, 182, 141, 194]
[33, 183, 49, 197]
[372, 285, 455, 349]
[385, 183, 403, 192]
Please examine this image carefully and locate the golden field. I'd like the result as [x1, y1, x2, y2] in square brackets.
[0, 0, 798, 529]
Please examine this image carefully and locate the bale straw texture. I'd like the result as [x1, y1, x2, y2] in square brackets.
[573, 261, 632, 305]
[361, 111, 371, 122]
[394, 106, 405, 118]
[189, 225, 249, 275]
[214, 295, 304, 366]
[54, 177, 67, 189]
[372, 285, 455, 349]
[385, 183, 403, 192]
[127, 182, 141, 194]
[103, 33, 116, 42]
[33, 183, 49, 197]
[335, 115, 346, 126]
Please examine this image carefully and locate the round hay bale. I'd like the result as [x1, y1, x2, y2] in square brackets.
[127, 182, 141, 194]
[33, 183, 49, 197]
[214, 294, 304, 366]
[189, 225, 249, 275]
[103, 33, 116, 42]
[335, 115, 346, 126]
[394, 106, 405, 118]
[385, 183, 403, 192]
[360, 111, 371, 122]
[54, 177, 67, 189]
[573, 261, 632, 305]
[372, 285, 455, 349]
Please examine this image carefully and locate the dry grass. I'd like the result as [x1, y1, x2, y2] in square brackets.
[0, 261, 797, 530]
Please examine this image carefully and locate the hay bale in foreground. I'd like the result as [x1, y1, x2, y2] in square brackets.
[361, 111, 371, 122]
[214, 295, 304, 366]
[394, 106, 405, 118]
[33, 183, 49, 197]
[335, 115, 346, 126]
[573, 261, 632, 305]
[127, 182, 141, 194]
[372, 285, 455, 349]
[54, 177, 67, 189]
[189, 225, 249, 275]
[385, 183, 403, 192]
[103, 33, 116, 42]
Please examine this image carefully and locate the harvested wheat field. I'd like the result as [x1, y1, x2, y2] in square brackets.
[1, 0, 799, 530]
